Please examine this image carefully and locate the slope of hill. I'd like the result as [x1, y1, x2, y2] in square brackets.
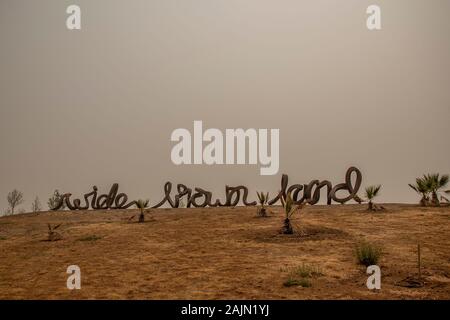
[0, 204, 449, 299]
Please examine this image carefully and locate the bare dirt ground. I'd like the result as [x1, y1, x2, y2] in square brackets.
[0, 204, 449, 299]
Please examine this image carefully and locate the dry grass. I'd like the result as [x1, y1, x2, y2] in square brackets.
[354, 241, 383, 266]
[0, 204, 449, 299]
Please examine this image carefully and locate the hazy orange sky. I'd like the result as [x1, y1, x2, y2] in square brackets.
[1, 0, 449, 212]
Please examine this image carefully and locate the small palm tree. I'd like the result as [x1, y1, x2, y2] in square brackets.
[280, 192, 305, 234]
[365, 185, 381, 211]
[424, 174, 449, 206]
[47, 223, 62, 241]
[135, 199, 150, 223]
[256, 191, 269, 217]
[409, 177, 431, 206]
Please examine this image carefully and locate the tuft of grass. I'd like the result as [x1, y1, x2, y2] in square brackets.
[355, 241, 382, 266]
[0, 236, 6, 240]
[77, 235, 102, 242]
[283, 278, 300, 287]
[283, 263, 322, 288]
[298, 278, 312, 287]
[283, 277, 311, 288]
[293, 263, 323, 278]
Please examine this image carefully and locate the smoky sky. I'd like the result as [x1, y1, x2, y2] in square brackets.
[1, 0, 449, 212]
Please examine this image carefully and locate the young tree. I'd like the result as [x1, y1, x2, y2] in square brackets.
[31, 196, 42, 212]
[409, 177, 431, 206]
[256, 191, 269, 217]
[365, 185, 381, 211]
[280, 192, 305, 234]
[48, 190, 66, 210]
[47, 224, 62, 241]
[424, 174, 449, 206]
[7, 189, 24, 215]
[136, 199, 150, 223]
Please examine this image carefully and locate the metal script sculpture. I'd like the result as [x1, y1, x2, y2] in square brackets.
[51, 184, 137, 210]
[51, 167, 362, 210]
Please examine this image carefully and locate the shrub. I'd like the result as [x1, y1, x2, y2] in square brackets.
[365, 185, 381, 211]
[136, 199, 150, 223]
[31, 196, 42, 212]
[280, 192, 305, 234]
[48, 189, 66, 210]
[355, 241, 382, 266]
[409, 174, 449, 206]
[409, 177, 432, 206]
[47, 224, 62, 241]
[256, 191, 269, 217]
[426, 174, 449, 206]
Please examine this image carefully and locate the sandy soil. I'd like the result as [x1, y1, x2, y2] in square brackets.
[0, 204, 449, 299]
